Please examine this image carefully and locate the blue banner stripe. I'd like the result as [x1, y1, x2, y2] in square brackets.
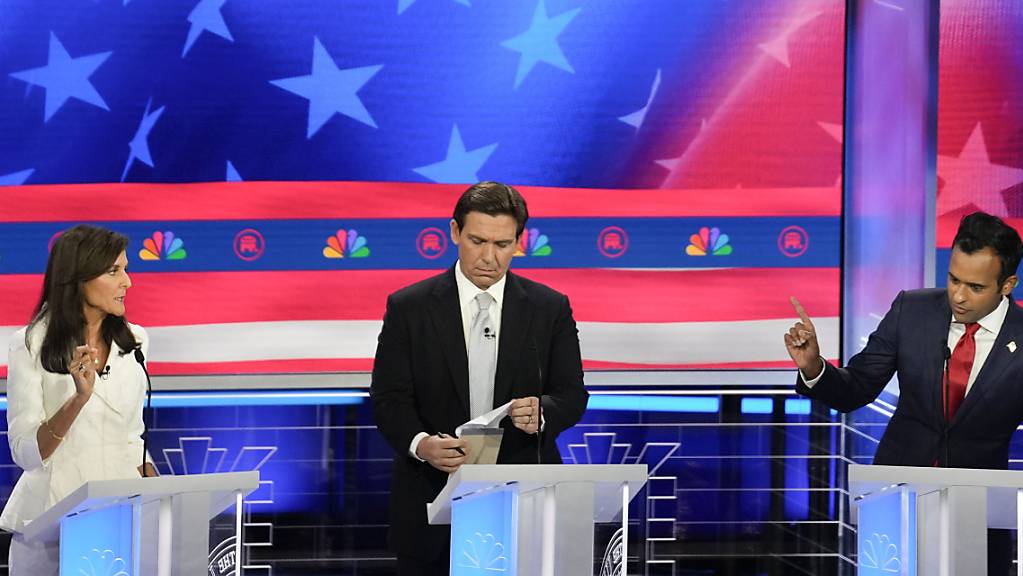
[0, 216, 838, 273]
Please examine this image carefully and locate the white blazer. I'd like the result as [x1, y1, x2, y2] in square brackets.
[0, 322, 149, 534]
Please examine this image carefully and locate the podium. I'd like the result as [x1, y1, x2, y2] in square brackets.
[849, 464, 1023, 575]
[20, 471, 259, 576]
[428, 464, 648, 576]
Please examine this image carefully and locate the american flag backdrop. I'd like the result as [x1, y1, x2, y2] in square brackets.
[935, 0, 1023, 278]
[0, 0, 845, 376]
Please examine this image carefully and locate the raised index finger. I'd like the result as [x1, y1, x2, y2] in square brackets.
[790, 297, 814, 329]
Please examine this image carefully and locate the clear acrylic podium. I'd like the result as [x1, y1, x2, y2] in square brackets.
[849, 464, 1023, 576]
[428, 464, 648, 576]
[20, 471, 259, 576]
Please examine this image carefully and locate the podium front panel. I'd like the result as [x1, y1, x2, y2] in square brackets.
[60, 503, 137, 576]
[857, 487, 916, 576]
[451, 488, 518, 575]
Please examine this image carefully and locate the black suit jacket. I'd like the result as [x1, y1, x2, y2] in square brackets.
[798, 288, 1023, 469]
[370, 267, 588, 559]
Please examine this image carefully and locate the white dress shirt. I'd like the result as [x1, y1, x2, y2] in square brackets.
[802, 296, 1010, 395]
[408, 263, 507, 459]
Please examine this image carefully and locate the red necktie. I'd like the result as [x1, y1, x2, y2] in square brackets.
[946, 322, 981, 420]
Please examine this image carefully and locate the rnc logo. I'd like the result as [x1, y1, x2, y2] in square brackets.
[514, 227, 552, 257]
[139, 230, 187, 261]
[597, 226, 628, 258]
[233, 228, 265, 261]
[416, 227, 448, 259]
[777, 225, 809, 258]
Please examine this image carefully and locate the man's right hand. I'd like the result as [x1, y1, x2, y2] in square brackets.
[416, 434, 470, 473]
[784, 297, 824, 377]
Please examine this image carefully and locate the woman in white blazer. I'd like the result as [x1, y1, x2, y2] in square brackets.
[1, 224, 156, 575]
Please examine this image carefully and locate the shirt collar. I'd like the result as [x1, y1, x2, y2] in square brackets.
[952, 295, 1009, 335]
[454, 261, 507, 310]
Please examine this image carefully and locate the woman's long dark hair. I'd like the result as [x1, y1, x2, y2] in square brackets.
[28, 225, 139, 373]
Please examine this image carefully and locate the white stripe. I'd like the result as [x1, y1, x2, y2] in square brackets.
[147, 321, 382, 362]
[0, 317, 838, 366]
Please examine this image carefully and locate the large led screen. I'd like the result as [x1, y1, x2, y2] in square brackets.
[935, 0, 1023, 283]
[0, 0, 845, 375]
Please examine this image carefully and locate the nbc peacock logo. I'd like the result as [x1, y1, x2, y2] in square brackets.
[685, 226, 732, 256]
[514, 228, 551, 257]
[139, 231, 187, 261]
[323, 228, 370, 258]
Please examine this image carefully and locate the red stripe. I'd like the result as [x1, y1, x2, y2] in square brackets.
[118, 358, 815, 376]
[583, 359, 837, 370]
[0, 268, 838, 326]
[147, 358, 373, 375]
[148, 358, 815, 376]
[0, 181, 840, 222]
[0, 359, 842, 378]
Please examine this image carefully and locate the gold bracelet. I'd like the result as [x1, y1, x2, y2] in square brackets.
[42, 420, 64, 441]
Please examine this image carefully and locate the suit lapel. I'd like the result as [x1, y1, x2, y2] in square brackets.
[494, 272, 532, 408]
[953, 299, 1023, 426]
[90, 346, 125, 415]
[927, 296, 952, 431]
[428, 268, 471, 416]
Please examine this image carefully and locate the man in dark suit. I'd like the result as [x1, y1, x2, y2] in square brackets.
[785, 211, 1023, 573]
[371, 181, 589, 576]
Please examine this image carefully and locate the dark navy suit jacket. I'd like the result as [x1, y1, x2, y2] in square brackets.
[797, 288, 1023, 469]
[370, 267, 588, 560]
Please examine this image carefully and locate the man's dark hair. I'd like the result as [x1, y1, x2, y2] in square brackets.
[953, 211, 1023, 284]
[452, 181, 529, 238]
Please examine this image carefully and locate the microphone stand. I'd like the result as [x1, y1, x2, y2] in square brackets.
[533, 340, 543, 465]
[943, 344, 952, 467]
[134, 347, 154, 476]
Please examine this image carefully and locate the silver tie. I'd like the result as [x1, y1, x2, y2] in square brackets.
[468, 292, 497, 419]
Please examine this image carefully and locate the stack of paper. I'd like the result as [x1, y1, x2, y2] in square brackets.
[455, 401, 510, 465]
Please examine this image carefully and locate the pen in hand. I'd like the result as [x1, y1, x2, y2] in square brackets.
[438, 432, 466, 456]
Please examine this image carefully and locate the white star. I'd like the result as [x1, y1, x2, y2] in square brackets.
[817, 121, 842, 143]
[0, 169, 35, 186]
[121, 98, 166, 182]
[501, 0, 580, 89]
[9, 33, 112, 122]
[758, 9, 821, 68]
[938, 124, 1023, 217]
[270, 37, 383, 138]
[654, 118, 706, 178]
[619, 69, 661, 130]
[398, 0, 470, 15]
[226, 160, 243, 181]
[182, 0, 233, 58]
[413, 124, 498, 184]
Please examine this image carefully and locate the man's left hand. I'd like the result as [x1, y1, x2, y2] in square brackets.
[510, 396, 540, 434]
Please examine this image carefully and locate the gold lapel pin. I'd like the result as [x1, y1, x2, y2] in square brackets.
[1008, 341, 1017, 353]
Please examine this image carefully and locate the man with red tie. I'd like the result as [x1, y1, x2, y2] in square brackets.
[784, 211, 1023, 573]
